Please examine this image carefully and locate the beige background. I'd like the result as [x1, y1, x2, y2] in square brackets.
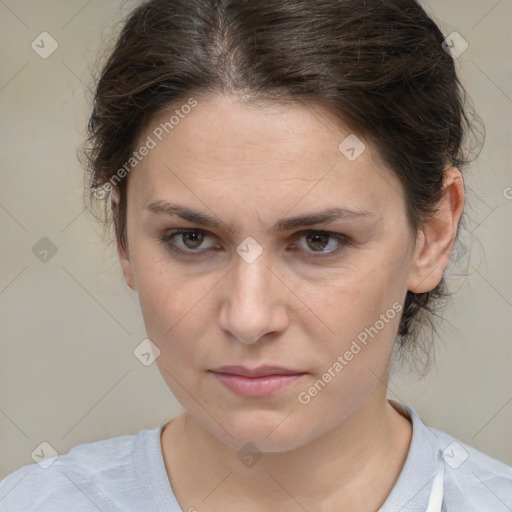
[1, 0, 511, 478]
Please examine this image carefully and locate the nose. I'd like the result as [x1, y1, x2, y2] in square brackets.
[218, 251, 289, 345]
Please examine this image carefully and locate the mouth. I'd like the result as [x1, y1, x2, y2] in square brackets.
[209, 365, 307, 398]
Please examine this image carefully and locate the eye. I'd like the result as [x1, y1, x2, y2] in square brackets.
[289, 230, 349, 257]
[159, 229, 218, 254]
[159, 228, 350, 258]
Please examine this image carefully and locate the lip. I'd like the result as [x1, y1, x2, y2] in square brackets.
[211, 365, 305, 377]
[209, 365, 307, 398]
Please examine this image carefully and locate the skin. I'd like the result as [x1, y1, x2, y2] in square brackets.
[114, 93, 464, 511]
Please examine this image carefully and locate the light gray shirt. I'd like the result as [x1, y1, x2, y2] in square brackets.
[1, 400, 511, 511]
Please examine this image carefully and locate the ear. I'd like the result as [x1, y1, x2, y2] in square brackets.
[111, 187, 137, 291]
[407, 167, 465, 293]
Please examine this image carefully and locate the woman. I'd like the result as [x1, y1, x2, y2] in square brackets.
[1, 0, 511, 510]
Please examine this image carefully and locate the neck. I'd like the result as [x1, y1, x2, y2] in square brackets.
[161, 391, 412, 511]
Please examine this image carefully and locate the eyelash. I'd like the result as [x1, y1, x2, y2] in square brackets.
[158, 228, 351, 258]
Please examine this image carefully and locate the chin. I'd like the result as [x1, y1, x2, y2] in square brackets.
[205, 408, 312, 454]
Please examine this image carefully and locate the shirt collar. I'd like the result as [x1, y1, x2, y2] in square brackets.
[135, 399, 442, 511]
[378, 399, 441, 511]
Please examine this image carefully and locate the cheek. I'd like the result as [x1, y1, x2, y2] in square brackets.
[306, 257, 405, 331]
[137, 274, 204, 340]
[137, 270, 206, 393]
[130, 248, 195, 337]
[295, 280, 403, 423]
[299, 256, 406, 376]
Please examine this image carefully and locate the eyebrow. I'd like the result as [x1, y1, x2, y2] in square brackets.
[144, 201, 374, 232]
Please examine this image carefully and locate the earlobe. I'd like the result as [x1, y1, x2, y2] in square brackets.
[407, 167, 464, 294]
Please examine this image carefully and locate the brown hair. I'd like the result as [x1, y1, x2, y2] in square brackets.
[83, 0, 483, 377]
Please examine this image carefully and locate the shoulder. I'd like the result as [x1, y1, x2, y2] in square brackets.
[430, 426, 512, 510]
[384, 401, 512, 511]
[390, 400, 512, 511]
[0, 428, 155, 512]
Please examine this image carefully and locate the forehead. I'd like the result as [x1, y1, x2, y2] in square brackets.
[128, 94, 403, 216]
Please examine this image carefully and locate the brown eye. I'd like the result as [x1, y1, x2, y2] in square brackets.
[290, 230, 349, 257]
[159, 228, 349, 259]
[176, 230, 206, 249]
[304, 232, 332, 252]
[160, 229, 217, 254]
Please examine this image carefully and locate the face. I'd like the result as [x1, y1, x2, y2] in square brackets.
[117, 94, 429, 452]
